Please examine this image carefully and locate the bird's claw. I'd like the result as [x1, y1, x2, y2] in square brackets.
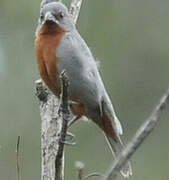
[66, 131, 75, 139]
[60, 140, 76, 146]
[60, 131, 76, 146]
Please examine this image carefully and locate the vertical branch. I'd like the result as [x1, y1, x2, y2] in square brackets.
[69, 0, 83, 24]
[36, 1, 84, 180]
[105, 88, 169, 180]
[55, 71, 70, 180]
[36, 80, 63, 180]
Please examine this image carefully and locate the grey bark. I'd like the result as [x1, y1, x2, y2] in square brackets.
[69, 0, 83, 24]
[36, 80, 64, 180]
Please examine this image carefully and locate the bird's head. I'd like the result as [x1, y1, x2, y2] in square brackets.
[36, 2, 74, 36]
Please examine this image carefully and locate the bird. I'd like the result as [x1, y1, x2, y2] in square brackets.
[35, 1, 132, 177]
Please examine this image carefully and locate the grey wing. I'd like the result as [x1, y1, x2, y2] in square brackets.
[57, 30, 123, 135]
[57, 30, 102, 103]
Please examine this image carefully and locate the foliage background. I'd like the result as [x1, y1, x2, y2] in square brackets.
[0, 0, 169, 179]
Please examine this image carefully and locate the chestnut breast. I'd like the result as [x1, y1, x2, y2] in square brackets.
[35, 23, 65, 96]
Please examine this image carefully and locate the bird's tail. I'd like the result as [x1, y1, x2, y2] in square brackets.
[106, 135, 132, 178]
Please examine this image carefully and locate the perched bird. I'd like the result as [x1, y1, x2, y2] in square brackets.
[35, 2, 132, 177]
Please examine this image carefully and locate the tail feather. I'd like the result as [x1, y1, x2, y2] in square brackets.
[106, 135, 132, 178]
[102, 97, 123, 136]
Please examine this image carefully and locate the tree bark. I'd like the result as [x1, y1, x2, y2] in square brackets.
[36, 80, 64, 180]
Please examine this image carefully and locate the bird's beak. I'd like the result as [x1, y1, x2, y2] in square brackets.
[44, 12, 59, 25]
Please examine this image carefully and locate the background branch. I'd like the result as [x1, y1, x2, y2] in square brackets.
[16, 136, 21, 180]
[105, 88, 169, 180]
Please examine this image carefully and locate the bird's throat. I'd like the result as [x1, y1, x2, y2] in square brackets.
[39, 22, 64, 35]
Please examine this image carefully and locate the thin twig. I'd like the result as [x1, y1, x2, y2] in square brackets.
[55, 71, 70, 178]
[75, 161, 85, 180]
[105, 88, 169, 180]
[16, 136, 21, 180]
[78, 167, 83, 180]
[69, 0, 83, 24]
[75, 161, 105, 180]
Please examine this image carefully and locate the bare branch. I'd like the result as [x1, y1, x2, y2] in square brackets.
[105, 88, 169, 180]
[36, 81, 63, 180]
[55, 71, 70, 179]
[69, 0, 83, 24]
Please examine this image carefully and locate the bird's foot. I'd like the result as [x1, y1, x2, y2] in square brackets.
[60, 131, 76, 146]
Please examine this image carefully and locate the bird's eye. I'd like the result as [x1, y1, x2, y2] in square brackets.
[40, 14, 44, 21]
[59, 12, 64, 19]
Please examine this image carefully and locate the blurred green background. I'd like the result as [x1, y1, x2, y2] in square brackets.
[0, 0, 169, 179]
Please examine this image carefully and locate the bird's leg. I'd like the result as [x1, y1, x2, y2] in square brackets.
[59, 100, 84, 144]
[58, 100, 79, 145]
[61, 116, 81, 145]
[68, 100, 85, 127]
